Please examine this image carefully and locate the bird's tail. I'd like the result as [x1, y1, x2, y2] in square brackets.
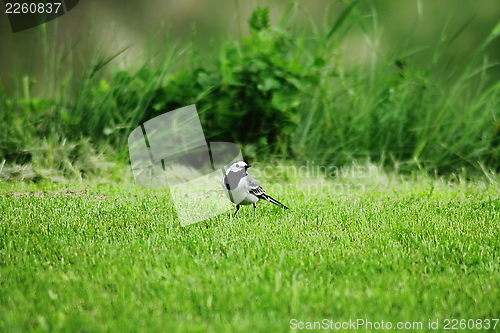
[262, 194, 289, 209]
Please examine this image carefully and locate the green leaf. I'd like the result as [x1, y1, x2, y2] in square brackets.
[313, 57, 326, 68]
[30, 98, 55, 114]
[272, 88, 301, 111]
[325, 0, 361, 42]
[89, 46, 131, 78]
[467, 22, 500, 69]
[261, 78, 281, 91]
[248, 7, 270, 33]
[59, 107, 80, 125]
[491, 21, 500, 35]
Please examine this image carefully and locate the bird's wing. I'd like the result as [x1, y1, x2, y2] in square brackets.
[246, 173, 266, 197]
[246, 173, 289, 209]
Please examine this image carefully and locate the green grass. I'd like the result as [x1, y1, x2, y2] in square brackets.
[1, 175, 499, 332]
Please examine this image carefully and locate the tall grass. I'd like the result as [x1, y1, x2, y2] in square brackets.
[0, 0, 499, 182]
[293, 7, 500, 172]
[294, 49, 500, 172]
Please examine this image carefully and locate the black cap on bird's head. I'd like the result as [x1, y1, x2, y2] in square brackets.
[227, 161, 250, 174]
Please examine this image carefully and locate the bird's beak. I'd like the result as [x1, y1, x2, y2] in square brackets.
[246, 164, 251, 169]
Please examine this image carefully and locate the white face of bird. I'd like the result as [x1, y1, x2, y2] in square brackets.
[227, 161, 250, 174]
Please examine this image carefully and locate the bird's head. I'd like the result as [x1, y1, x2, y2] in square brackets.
[226, 161, 251, 174]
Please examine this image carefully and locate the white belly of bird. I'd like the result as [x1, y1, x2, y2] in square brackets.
[223, 176, 259, 205]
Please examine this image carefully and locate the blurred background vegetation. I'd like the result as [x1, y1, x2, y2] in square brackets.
[1, 0, 500, 182]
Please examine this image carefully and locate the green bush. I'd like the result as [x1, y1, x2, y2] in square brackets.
[67, 7, 323, 157]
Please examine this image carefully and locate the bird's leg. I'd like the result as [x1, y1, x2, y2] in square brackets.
[253, 203, 257, 218]
[233, 205, 240, 217]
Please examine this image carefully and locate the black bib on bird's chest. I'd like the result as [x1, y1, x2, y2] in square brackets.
[224, 170, 246, 190]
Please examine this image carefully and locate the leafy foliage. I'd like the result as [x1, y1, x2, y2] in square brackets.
[70, 6, 322, 156]
[248, 7, 270, 32]
[1, 3, 500, 179]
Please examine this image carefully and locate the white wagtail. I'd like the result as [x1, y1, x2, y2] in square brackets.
[222, 161, 288, 217]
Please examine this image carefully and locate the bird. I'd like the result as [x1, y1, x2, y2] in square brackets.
[222, 160, 288, 217]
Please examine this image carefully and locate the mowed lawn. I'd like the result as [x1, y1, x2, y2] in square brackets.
[0, 179, 499, 332]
